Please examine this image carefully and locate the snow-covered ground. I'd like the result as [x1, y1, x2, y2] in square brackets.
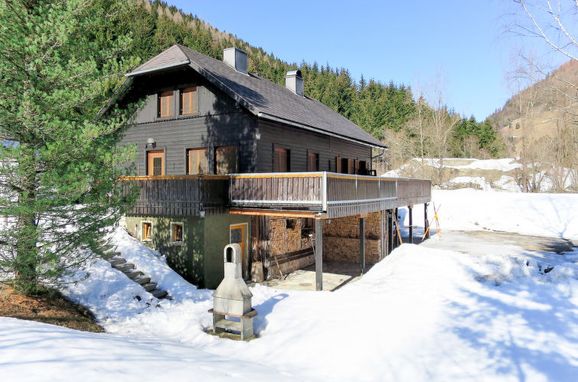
[1, 190, 578, 381]
[402, 189, 578, 241]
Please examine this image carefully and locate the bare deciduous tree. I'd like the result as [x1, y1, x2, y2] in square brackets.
[507, 0, 578, 192]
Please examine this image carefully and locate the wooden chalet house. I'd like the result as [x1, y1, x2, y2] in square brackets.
[118, 45, 431, 290]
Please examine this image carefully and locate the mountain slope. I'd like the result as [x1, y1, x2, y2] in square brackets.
[489, 60, 578, 154]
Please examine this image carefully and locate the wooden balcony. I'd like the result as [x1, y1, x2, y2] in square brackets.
[229, 172, 431, 219]
[121, 173, 431, 219]
[121, 175, 230, 217]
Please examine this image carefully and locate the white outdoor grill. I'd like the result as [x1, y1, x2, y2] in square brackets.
[211, 243, 256, 340]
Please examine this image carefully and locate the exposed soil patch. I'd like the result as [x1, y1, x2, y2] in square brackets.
[0, 284, 103, 332]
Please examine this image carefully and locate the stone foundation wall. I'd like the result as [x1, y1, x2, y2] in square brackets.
[269, 218, 312, 256]
[322, 212, 383, 264]
[266, 217, 314, 277]
[323, 237, 381, 264]
[323, 212, 382, 240]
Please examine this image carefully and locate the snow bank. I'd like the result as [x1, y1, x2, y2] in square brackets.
[0, 317, 296, 382]
[5, 231, 577, 381]
[4, 189, 578, 381]
[385, 157, 575, 193]
[454, 158, 521, 171]
[400, 189, 578, 241]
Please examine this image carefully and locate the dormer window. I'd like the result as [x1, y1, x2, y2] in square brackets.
[180, 87, 198, 116]
[157, 90, 173, 118]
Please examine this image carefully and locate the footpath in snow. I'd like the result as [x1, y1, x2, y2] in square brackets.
[1, 189, 577, 381]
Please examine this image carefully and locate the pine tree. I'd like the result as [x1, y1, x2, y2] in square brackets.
[0, 0, 139, 294]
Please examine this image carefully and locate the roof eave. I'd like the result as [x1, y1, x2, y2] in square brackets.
[126, 60, 191, 77]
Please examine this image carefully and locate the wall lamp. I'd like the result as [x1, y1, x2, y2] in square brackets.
[145, 137, 156, 149]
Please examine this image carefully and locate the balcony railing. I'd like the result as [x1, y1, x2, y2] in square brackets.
[121, 173, 431, 218]
[229, 172, 431, 219]
[121, 175, 229, 217]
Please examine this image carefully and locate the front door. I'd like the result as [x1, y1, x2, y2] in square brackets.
[147, 150, 165, 176]
[229, 223, 248, 279]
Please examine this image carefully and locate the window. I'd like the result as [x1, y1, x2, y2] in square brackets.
[215, 146, 238, 174]
[146, 150, 165, 176]
[358, 160, 368, 175]
[335, 156, 341, 173]
[171, 222, 183, 243]
[187, 148, 208, 175]
[340, 158, 349, 174]
[302, 218, 314, 238]
[142, 222, 152, 241]
[273, 146, 290, 172]
[179, 87, 198, 116]
[307, 151, 319, 171]
[157, 90, 173, 118]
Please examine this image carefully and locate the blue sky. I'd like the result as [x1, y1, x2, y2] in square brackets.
[169, 0, 566, 120]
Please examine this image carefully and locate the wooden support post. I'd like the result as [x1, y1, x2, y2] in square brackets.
[359, 217, 366, 274]
[314, 218, 323, 291]
[379, 211, 387, 260]
[424, 203, 430, 239]
[408, 205, 413, 244]
[387, 209, 393, 254]
[394, 208, 399, 248]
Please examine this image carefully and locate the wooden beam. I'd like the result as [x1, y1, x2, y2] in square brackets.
[229, 208, 324, 219]
[424, 203, 430, 239]
[408, 205, 413, 244]
[359, 217, 366, 274]
[315, 219, 323, 291]
[119, 175, 229, 181]
[231, 172, 323, 179]
[379, 210, 386, 260]
[387, 209, 393, 254]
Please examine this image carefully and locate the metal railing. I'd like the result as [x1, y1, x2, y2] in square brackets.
[229, 172, 431, 218]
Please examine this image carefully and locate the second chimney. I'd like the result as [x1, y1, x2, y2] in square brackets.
[223, 47, 248, 74]
[285, 70, 304, 96]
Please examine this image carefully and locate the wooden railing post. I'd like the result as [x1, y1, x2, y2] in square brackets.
[359, 216, 365, 274]
[322, 172, 328, 212]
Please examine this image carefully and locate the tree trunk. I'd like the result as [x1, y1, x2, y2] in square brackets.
[13, 145, 39, 294]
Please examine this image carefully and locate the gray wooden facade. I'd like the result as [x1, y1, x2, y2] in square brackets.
[120, 67, 372, 177]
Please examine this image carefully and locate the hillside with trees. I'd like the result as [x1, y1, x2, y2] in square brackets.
[488, 60, 578, 192]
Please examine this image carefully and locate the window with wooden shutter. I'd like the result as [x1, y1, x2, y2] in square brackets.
[186, 148, 208, 175]
[215, 146, 238, 174]
[146, 150, 165, 176]
[179, 87, 198, 116]
[157, 91, 173, 118]
[171, 222, 183, 243]
[307, 151, 319, 171]
[273, 146, 290, 172]
[142, 222, 152, 241]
